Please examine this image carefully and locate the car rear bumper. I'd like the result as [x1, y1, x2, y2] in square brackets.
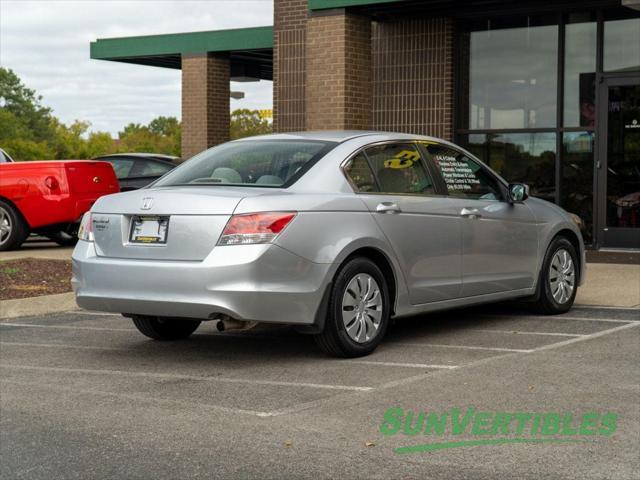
[72, 241, 332, 324]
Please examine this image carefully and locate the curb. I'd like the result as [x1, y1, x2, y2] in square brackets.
[0, 292, 79, 320]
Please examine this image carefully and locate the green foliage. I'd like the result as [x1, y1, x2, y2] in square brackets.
[118, 120, 181, 156]
[0, 67, 54, 143]
[230, 109, 272, 140]
[1, 68, 272, 161]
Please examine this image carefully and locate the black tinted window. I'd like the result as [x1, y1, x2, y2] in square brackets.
[344, 153, 377, 192]
[107, 159, 135, 179]
[136, 160, 173, 177]
[365, 144, 434, 195]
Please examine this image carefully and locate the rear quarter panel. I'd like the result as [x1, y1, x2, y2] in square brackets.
[237, 192, 412, 314]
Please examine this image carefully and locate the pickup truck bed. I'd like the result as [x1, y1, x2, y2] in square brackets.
[0, 160, 119, 250]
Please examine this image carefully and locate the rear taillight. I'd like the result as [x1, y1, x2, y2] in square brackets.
[218, 212, 296, 246]
[78, 213, 93, 242]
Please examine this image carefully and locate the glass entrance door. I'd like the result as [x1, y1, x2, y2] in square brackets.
[597, 76, 640, 248]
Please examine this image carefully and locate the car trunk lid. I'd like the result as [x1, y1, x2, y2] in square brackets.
[90, 187, 274, 261]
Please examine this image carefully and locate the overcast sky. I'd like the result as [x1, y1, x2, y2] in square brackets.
[0, 0, 274, 136]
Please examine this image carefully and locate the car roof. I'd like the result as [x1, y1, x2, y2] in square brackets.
[95, 153, 178, 161]
[234, 130, 450, 145]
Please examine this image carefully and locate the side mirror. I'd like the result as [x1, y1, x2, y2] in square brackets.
[508, 183, 529, 203]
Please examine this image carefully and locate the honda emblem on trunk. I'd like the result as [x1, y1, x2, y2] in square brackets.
[141, 197, 154, 210]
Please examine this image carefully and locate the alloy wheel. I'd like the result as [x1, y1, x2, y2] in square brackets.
[341, 273, 383, 343]
[0, 206, 12, 247]
[549, 248, 575, 304]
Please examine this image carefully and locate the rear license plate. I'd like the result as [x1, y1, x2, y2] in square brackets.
[129, 216, 169, 244]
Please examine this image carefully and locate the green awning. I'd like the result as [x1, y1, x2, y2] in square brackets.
[90, 26, 273, 80]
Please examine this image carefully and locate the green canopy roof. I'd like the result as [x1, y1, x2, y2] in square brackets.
[90, 26, 273, 80]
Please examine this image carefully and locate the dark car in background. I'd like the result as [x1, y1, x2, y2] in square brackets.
[0, 148, 15, 163]
[93, 153, 178, 191]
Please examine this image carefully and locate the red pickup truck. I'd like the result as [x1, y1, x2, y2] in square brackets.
[0, 160, 119, 250]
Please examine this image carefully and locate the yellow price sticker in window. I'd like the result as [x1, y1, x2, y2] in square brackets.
[384, 149, 420, 169]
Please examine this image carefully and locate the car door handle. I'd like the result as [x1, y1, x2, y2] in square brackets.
[376, 202, 402, 214]
[460, 207, 482, 219]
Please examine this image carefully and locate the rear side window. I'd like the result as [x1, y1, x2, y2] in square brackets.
[365, 143, 435, 195]
[426, 145, 501, 200]
[344, 153, 378, 192]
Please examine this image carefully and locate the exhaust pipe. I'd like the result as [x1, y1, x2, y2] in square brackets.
[215, 316, 258, 332]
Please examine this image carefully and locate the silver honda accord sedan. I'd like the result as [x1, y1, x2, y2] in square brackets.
[72, 131, 585, 357]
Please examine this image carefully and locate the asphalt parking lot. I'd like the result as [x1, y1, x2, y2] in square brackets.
[1, 304, 639, 479]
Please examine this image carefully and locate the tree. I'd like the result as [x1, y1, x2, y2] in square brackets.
[0, 67, 55, 143]
[230, 109, 272, 140]
[118, 117, 180, 156]
[149, 116, 180, 137]
[1, 70, 278, 161]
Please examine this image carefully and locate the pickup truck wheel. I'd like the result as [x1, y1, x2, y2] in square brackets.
[46, 231, 79, 247]
[0, 200, 29, 251]
[131, 315, 201, 341]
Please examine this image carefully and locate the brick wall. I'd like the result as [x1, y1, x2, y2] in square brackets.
[305, 13, 372, 130]
[181, 53, 230, 160]
[272, 4, 455, 138]
[273, 0, 308, 132]
[372, 17, 455, 140]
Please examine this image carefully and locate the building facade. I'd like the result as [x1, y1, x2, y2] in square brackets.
[91, 0, 640, 249]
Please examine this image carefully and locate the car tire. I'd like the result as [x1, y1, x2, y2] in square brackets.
[530, 237, 578, 315]
[131, 315, 201, 340]
[0, 200, 30, 251]
[314, 257, 391, 357]
[46, 230, 79, 247]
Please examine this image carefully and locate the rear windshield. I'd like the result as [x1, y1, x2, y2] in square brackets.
[153, 140, 336, 188]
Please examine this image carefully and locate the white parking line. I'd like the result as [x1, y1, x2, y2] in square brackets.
[0, 379, 272, 418]
[392, 342, 533, 353]
[349, 360, 457, 369]
[466, 329, 583, 337]
[554, 316, 637, 323]
[476, 314, 636, 324]
[260, 322, 640, 418]
[573, 305, 640, 311]
[0, 323, 134, 332]
[529, 322, 640, 352]
[0, 364, 373, 392]
[0, 341, 128, 351]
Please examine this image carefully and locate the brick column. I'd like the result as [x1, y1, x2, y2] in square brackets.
[372, 18, 455, 140]
[273, 0, 308, 132]
[181, 53, 230, 160]
[305, 12, 372, 131]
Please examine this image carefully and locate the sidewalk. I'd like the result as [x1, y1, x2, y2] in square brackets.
[576, 263, 640, 308]
[0, 242, 73, 261]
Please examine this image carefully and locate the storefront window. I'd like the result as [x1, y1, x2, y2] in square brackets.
[604, 17, 640, 72]
[561, 132, 594, 243]
[467, 18, 558, 129]
[563, 16, 597, 127]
